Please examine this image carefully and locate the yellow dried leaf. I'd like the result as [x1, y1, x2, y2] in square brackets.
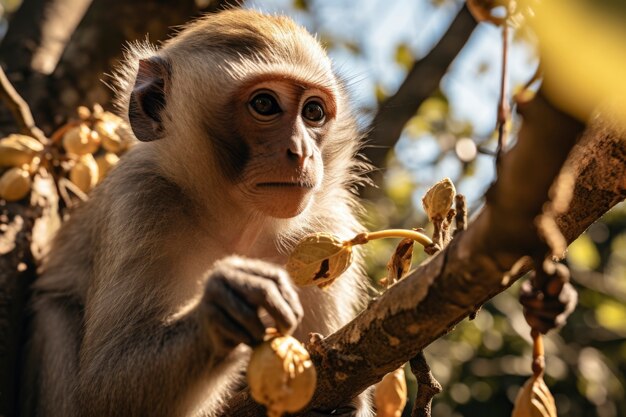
[286, 233, 353, 288]
[375, 368, 407, 417]
[384, 238, 414, 286]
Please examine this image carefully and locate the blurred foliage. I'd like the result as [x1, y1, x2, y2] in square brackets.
[525, 0, 626, 129]
[0, 0, 22, 13]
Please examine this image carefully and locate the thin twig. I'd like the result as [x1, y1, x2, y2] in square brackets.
[495, 21, 510, 162]
[410, 352, 442, 417]
[0, 66, 48, 143]
[58, 177, 88, 206]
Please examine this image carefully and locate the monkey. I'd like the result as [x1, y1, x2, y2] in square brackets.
[20, 9, 374, 417]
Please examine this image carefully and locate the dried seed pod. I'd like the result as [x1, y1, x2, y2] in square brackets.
[0, 134, 43, 167]
[95, 120, 126, 153]
[77, 106, 91, 120]
[69, 154, 99, 193]
[95, 152, 120, 182]
[422, 178, 456, 221]
[286, 233, 353, 288]
[248, 334, 317, 417]
[63, 124, 100, 156]
[0, 167, 32, 201]
[375, 368, 407, 417]
[511, 374, 557, 417]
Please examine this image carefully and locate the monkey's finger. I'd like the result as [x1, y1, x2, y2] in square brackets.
[213, 286, 267, 344]
[205, 304, 256, 349]
[237, 260, 304, 322]
[233, 275, 299, 335]
[269, 271, 304, 323]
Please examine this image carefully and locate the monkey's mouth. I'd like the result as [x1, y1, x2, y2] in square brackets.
[256, 182, 315, 189]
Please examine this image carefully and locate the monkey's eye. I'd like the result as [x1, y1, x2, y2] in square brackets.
[302, 100, 325, 123]
[249, 93, 282, 117]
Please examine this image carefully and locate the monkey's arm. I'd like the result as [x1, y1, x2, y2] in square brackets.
[77, 254, 302, 417]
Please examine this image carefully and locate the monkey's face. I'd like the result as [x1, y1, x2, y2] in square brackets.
[230, 78, 336, 219]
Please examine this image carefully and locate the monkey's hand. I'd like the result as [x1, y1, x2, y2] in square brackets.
[201, 256, 304, 354]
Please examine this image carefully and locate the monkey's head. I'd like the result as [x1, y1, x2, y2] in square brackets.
[119, 10, 363, 220]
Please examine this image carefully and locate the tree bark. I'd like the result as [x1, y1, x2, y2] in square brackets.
[0, 0, 241, 134]
[0, 0, 92, 135]
[221, 91, 626, 416]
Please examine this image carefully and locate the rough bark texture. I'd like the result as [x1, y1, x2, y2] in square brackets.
[410, 352, 442, 417]
[221, 91, 626, 416]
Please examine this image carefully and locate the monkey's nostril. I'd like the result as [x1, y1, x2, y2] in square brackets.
[287, 148, 305, 163]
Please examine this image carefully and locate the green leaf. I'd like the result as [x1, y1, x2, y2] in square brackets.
[567, 234, 601, 270]
[374, 84, 388, 103]
[596, 300, 626, 334]
[394, 43, 414, 71]
[293, 0, 309, 11]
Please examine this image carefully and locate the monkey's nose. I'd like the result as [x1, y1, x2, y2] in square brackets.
[286, 142, 313, 167]
[287, 148, 308, 167]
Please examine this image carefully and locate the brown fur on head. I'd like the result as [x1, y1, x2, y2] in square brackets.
[113, 9, 369, 242]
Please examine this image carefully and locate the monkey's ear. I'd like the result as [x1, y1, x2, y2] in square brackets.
[129, 56, 170, 142]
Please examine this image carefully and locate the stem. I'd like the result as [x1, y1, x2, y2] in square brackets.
[355, 229, 433, 247]
[495, 20, 510, 162]
[0, 66, 48, 144]
[531, 329, 544, 358]
[531, 329, 545, 376]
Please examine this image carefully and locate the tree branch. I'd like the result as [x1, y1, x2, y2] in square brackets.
[364, 5, 477, 172]
[0, 0, 242, 134]
[0, 66, 47, 143]
[0, 0, 90, 75]
[0, 0, 92, 135]
[222, 89, 626, 416]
